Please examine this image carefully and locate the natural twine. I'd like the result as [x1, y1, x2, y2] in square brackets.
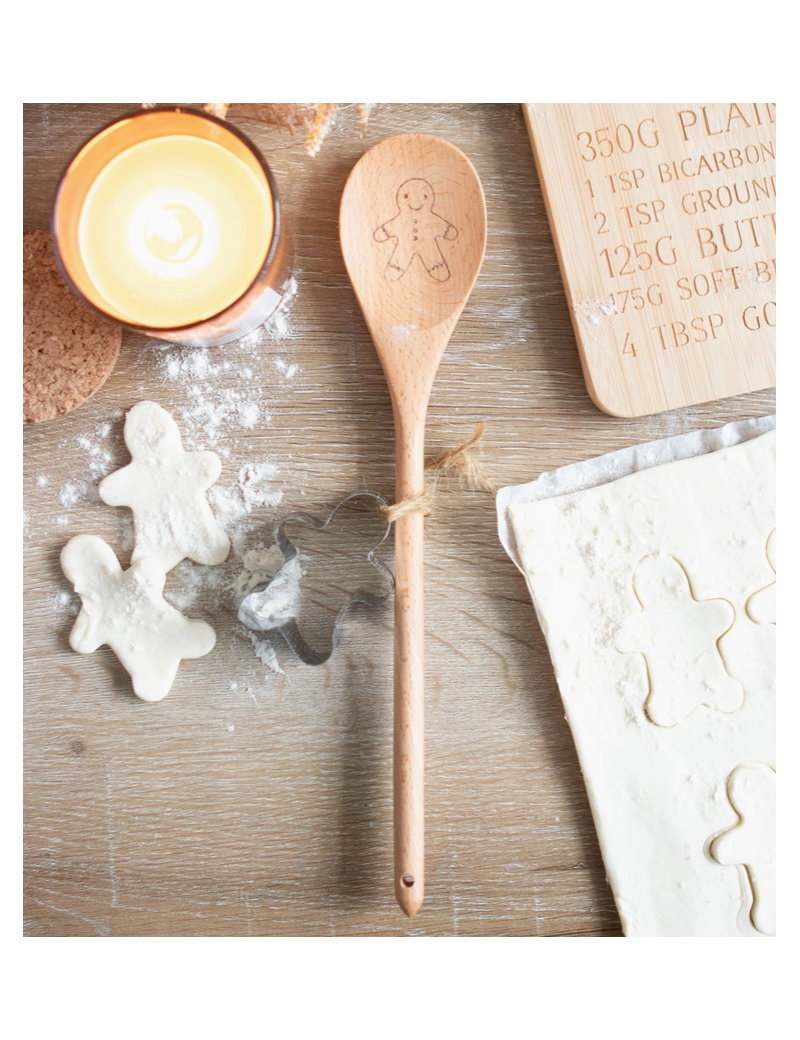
[381, 423, 498, 524]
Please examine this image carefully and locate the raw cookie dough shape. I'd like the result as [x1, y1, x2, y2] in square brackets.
[710, 762, 776, 935]
[238, 491, 393, 665]
[746, 529, 776, 625]
[373, 178, 458, 282]
[61, 535, 216, 702]
[617, 554, 743, 727]
[99, 401, 230, 572]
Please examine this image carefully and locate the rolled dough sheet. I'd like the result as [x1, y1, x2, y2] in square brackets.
[497, 419, 775, 937]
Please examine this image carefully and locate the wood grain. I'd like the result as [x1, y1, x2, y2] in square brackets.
[341, 133, 487, 916]
[525, 104, 776, 416]
[23, 104, 776, 937]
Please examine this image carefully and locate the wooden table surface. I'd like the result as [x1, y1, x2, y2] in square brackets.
[23, 103, 776, 937]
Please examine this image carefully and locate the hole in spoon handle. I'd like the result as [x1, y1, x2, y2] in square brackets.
[393, 504, 425, 918]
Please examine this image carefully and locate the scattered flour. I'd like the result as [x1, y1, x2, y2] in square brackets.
[237, 554, 304, 632]
[42, 281, 301, 683]
[245, 629, 284, 675]
[151, 278, 299, 453]
[274, 358, 300, 379]
[235, 545, 285, 596]
[181, 380, 268, 451]
[51, 417, 121, 514]
[51, 589, 79, 616]
[77, 431, 114, 480]
[58, 479, 98, 508]
[239, 462, 283, 509]
[205, 459, 284, 551]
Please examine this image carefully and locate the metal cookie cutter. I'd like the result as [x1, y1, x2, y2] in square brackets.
[237, 490, 394, 665]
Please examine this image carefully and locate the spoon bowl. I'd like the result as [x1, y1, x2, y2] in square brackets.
[340, 134, 487, 916]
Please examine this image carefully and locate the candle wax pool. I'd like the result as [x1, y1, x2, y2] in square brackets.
[78, 135, 274, 329]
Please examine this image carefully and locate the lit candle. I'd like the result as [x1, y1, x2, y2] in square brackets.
[53, 108, 290, 347]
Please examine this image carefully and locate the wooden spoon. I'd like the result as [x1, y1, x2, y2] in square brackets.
[340, 134, 487, 917]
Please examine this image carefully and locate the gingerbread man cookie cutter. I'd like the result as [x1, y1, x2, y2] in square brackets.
[374, 178, 458, 282]
[237, 491, 394, 665]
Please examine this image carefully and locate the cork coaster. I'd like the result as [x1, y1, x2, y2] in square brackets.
[24, 230, 122, 423]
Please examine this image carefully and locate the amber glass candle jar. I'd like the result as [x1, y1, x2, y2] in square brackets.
[52, 107, 291, 347]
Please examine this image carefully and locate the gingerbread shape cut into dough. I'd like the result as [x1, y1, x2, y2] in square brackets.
[374, 178, 458, 282]
[710, 762, 776, 935]
[504, 428, 776, 936]
[99, 401, 230, 572]
[617, 554, 743, 727]
[61, 535, 216, 702]
[746, 529, 776, 625]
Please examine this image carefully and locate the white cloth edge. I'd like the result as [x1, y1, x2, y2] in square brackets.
[496, 414, 776, 574]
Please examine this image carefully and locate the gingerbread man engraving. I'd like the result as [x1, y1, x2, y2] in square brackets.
[374, 178, 458, 282]
[61, 535, 216, 702]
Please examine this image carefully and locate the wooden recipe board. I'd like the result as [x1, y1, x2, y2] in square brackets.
[525, 104, 776, 417]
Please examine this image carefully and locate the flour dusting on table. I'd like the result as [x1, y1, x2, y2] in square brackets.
[150, 277, 299, 453]
[43, 288, 301, 682]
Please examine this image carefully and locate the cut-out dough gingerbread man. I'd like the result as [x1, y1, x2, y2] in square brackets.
[746, 528, 776, 625]
[61, 535, 216, 702]
[617, 554, 743, 727]
[710, 762, 775, 935]
[374, 178, 458, 282]
[99, 401, 230, 572]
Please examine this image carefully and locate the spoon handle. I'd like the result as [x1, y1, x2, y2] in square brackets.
[393, 421, 426, 917]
